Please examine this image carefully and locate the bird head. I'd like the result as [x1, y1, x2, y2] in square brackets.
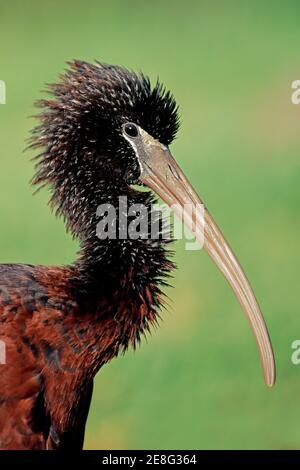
[31, 60, 179, 189]
[31, 60, 275, 388]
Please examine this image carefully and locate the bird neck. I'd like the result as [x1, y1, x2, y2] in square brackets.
[57, 171, 172, 287]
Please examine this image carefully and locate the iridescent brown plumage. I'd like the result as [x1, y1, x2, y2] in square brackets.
[0, 60, 275, 450]
[0, 263, 164, 449]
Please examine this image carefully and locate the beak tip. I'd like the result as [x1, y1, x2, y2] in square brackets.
[266, 380, 275, 388]
[264, 364, 276, 388]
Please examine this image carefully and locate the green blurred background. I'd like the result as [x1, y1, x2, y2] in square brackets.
[0, 0, 299, 449]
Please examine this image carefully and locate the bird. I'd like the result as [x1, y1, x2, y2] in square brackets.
[0, 60, 275, 450]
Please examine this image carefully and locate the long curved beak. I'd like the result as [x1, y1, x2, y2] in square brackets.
[123, 125, 276, 387]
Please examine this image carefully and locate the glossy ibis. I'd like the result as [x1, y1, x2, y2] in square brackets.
[0, 61, 275, 449]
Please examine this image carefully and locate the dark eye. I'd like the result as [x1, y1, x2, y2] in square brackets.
[124, 123, 138, 138]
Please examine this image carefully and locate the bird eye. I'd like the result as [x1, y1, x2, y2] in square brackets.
[124, 123, 139, 138]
